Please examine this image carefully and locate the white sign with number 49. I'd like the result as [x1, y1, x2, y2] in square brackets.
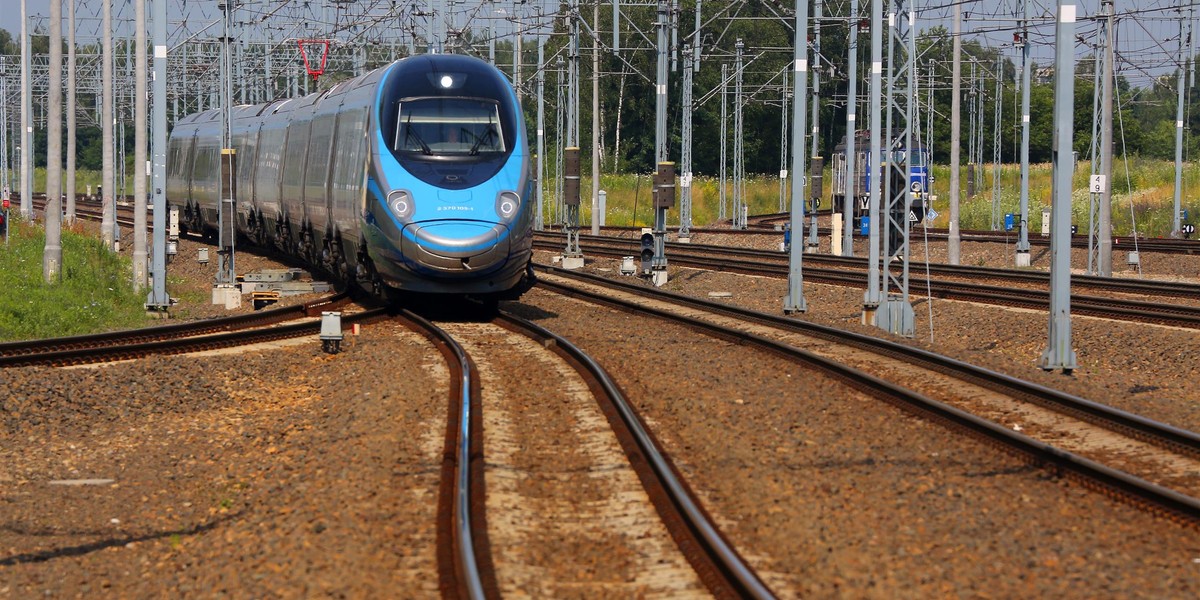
[1090, 174, 1107, 194]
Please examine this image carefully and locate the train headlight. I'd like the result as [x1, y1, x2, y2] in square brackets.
[495, 191, 520, 222]
[388, 189, 415, 221]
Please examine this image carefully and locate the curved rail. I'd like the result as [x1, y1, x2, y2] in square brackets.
[532, 265, 1200, 527]
[0, 305, 387, 367]
[539, 232, 1200, 300]
[535, 265, 1200, 460]
[0, 291, 352, 358]
[495, 312, 775, 599]
[534, 237, 1200, 329]
[558, 219, 1200, 255]
[393, 309, 489, 600]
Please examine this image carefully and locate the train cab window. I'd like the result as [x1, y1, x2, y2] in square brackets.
[393, 98, 506, 158]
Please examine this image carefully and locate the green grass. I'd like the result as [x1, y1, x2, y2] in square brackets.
[551, 158, 1200, 237]
[0, 215, 149, 342]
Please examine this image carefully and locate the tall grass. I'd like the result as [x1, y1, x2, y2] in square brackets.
[0, 215, 148, 341]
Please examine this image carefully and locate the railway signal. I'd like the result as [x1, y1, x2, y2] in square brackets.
[640, 231, 654, 275]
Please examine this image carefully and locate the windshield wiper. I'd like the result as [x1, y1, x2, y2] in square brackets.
[468, 125, 498, 156]
[404, 115, 433, 155]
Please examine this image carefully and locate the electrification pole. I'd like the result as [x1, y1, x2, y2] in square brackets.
[19, 0, 31, 219]
[863, 0, 883, 323]
[948, 3, 962, 265]
[784, 0, 810, 314]
[133, 0, 149, 291]
[148, 0, 171, 310]
[842, 0, 859, 256]
[680, 46, 694, 241]
[1173, 10, 1191, 238]
[1016, 0, 1031, 266]
[219, 1, 237, 287]
[649, 0, 671, 286]
[591, 0, 600, 235]
[536, 35, 545, 231]
[561, 1, 582, 266]
[806, 0, 822, 254]
[720, 63, 727, 222]
[44, 0, 64, 283]
[1040, 0, 1078, 374]
[66, 0, 77, 226]
[1097, 0, 1114, 276]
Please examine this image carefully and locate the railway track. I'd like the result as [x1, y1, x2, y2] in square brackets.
[552, 232, 1200, 301]
[578, 215, 1200, 255]
[531, 264, 1200, 527]
[0, 292, 381, 367]
[534, 233, 1200, 329]
[399, 302, 775, 598]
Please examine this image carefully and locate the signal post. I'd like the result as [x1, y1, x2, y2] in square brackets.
[560, 147, 584, 269]
[650, 162, 674, 287]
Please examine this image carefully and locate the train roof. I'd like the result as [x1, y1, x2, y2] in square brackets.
[833, 130, 927, 153]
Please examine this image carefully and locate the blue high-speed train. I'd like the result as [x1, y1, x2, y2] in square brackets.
[167, 53, 534, 300]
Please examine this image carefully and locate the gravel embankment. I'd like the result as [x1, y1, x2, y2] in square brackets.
[2, 228, 1198, 597]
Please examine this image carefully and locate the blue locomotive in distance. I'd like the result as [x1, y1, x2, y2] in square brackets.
[830, 130, 930, 232]
[167, 53, 534, 301]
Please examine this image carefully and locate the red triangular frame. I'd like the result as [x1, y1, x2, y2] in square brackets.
[297, 39, 331, 82]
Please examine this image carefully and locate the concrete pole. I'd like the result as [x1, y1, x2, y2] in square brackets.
[948, 3, 962, 264]
[133, 0, 149, 291]
[650, 0, 670, 286]
[19, 0, 32, 219]
[536, 36, 545, 231]
[516, 2, 524, 102]
[148, 0, 170, 309]
[807, 0, 821, 253]
[591, 0, 600, 235]
[863, 0, 882, 321]
[1097, 0, 1113, 275]
[102, 0, 115, 249]
[783, 0, 810, 314]
[1039, 0, 1078, 373]
[843, 0, 859, 256]
[1173, 13, 1191, 238]
[1, 64, 6, 198]
[654, 0, 668, 164]
[1016, 0, 1031, 266]
[45, 0, 64, 283]
[66, 0, 77, 225]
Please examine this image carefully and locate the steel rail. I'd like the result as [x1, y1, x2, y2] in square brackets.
[0, 292, 351, 357]
[534, 265, 1200, 461]
[541, 232, 1200, 300]
[533, 239, 1200, 329]
[494, 312, 775, 599]
[531, 267, 1200, 527]
[560, 221, 1200, 255]
[0, 305, 387, 367]
[393, 309, 489, 600]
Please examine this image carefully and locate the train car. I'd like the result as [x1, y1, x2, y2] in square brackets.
[167, 53, 535, 301]
[830, 130, 930, 232]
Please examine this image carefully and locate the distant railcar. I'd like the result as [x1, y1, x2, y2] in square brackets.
[830, 130, 930, 233]
[167, 53, 534, 300]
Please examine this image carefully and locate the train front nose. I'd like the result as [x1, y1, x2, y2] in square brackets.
[401, 221, 510, 275]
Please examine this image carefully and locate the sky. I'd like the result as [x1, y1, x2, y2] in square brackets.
[2, 0, 1195, 88]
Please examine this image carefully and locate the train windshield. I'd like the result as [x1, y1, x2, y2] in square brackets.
[889, 149, 926, 167]
[394, 97, 506, 157]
